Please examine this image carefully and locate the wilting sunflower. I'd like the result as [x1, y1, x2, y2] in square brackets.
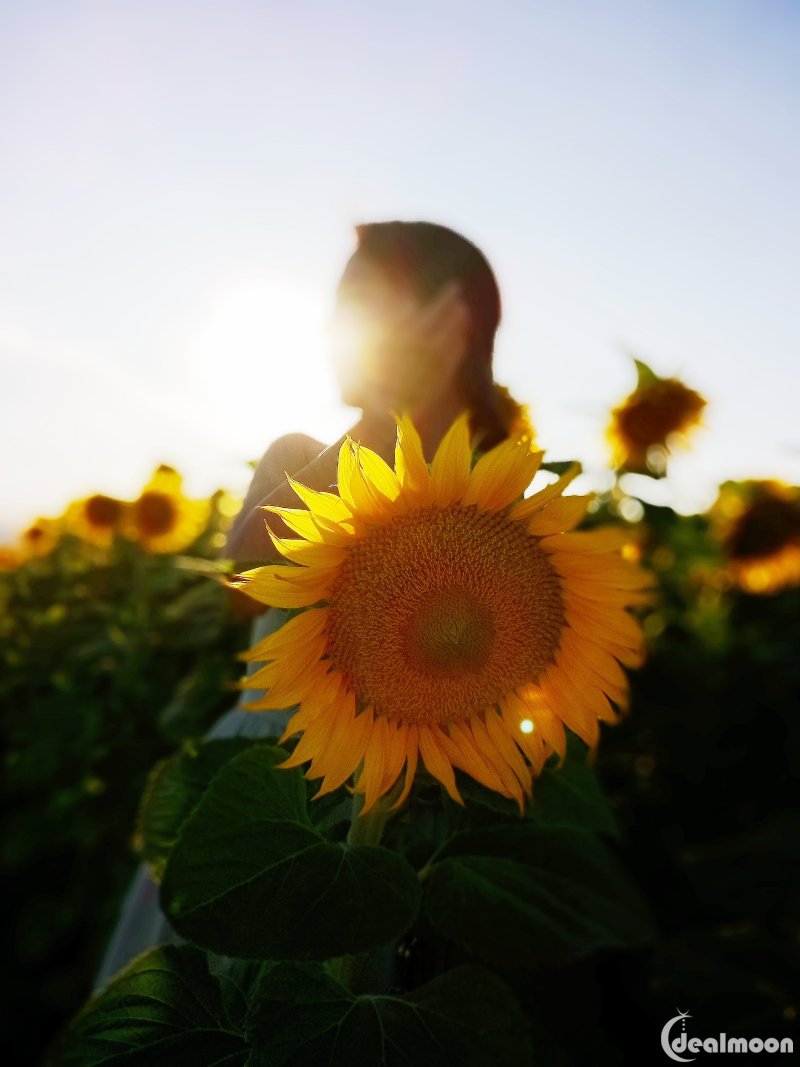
[124, 465, 210, 554]
[230, 413, 651, 813]
[66, 493, 129, 547]
[608, 358, 706, 475]
[713, 480, 800, 595]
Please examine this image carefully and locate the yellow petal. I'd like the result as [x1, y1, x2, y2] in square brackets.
[419, 726, 462, 804]
[356, 715, 388, 813]
[539, 670, 601, 749]
[229, 564, 334, 608]
[440, 722, 513, 799]
[312, 710, 373, 797]
[550, 528, 631, 554]
[394, 413, 430, 496]
[285, 477, 353, 524]
[526, 495, 592, 536]
[267, 529, 347, 569]
[337, 438, 358, 511]
[483, 710, 533, 795]
[262, 505, 353, 545]
[390, 724, 419, 810]
[430, 412, 472, 506]
[509, 463, 581, 521]
[463, 439, 544, 511]
[374, 720, 409, 803]
[358, 446, 401, 501]
[238, 607, 328, 663]
[509, 687, 567, 758]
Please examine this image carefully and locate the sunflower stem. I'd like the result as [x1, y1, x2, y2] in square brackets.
[345, 790, 393, 848]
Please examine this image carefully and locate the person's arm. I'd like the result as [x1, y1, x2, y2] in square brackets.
[223, 412, 397, 564]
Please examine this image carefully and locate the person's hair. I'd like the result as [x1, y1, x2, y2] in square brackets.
[349, 220, 526, 449]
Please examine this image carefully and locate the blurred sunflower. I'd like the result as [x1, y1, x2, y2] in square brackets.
[18, 517, 61, 561]
[0, 546, 21, 572]
[608, 358, 706, 475]
[66, 493, 129, 547]
[494, 382, 536, 446]
[713, 481, 800, 595]
[125, 465, 210, 554]
[230, 413, 651, 813]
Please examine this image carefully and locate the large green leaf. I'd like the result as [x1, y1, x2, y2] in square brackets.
[247, 962, 532, 1067]
[138, 738, 253, 881]
[55, 945, 251, 1066]
[424, 825, 654, 967]
[161, 745, 421, 960]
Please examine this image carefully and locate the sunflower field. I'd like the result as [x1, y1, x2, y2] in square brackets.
[4, 366, 800, 1066]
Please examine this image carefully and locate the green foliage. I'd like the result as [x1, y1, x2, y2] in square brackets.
[633, 356, 660, 390]
[1, 522, 249, 1065]
[8, 480, 800, 1064]
[138, 738, 253, 881]
[160, 745, 421, 960]
[247, 962, 532, 1067]
[423, 825, 653, 968]
[54, 945, 252, 1067]
[57, 946, 532, 1067]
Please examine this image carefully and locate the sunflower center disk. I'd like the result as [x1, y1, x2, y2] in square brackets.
[409, 591, 494, 672]
[324, 504, 566, 727]
[135, 491, 177, 536]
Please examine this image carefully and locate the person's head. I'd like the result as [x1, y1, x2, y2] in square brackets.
[331, 220, 526, 449]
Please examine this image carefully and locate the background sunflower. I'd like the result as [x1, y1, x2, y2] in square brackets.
[608, 357, 707, 476]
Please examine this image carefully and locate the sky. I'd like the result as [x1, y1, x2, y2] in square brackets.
[1, 0, 798, 539]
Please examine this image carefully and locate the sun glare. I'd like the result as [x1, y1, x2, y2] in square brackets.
[182, 275, 341, 451]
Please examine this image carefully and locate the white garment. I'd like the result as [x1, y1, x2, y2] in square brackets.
[94, 607, 295, 988]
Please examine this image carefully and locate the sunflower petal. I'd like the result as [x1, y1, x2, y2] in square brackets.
[463, 440, 544, 511]
[358, 446, 401, 502]
[430, 412, 472, 505]
[238, 607, 328, 663]
[419, 726, 462, 804]
[286, 477, 353, 524]
[390, 724, 419, 810]
[526, 495, 593, 536]
[509, 463, 581, 521]
[267, 528, 347, 568]
[229, 564, 333, 608]
[394, 413, 430, 496]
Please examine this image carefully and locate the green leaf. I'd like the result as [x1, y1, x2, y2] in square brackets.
[138, 739, 253, 881]
[161, 745, 421, 960]
[539, 460, 579, 476]
[633, 356, 660, 390]
[247, 962, 532, 1067]
[424, 825, 654, 968]
[54, 945, 251, 1066]
[530, 738, 620, 837]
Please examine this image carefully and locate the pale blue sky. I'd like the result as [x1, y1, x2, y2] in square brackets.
[1, 1, 798, 537]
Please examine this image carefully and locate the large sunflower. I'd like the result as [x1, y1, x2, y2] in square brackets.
[125, 466, 210, 554]
[608, 359, 706, 475]
[230, 414, 651, 813]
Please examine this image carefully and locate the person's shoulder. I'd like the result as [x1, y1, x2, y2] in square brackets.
[261, 432, 326, 467]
